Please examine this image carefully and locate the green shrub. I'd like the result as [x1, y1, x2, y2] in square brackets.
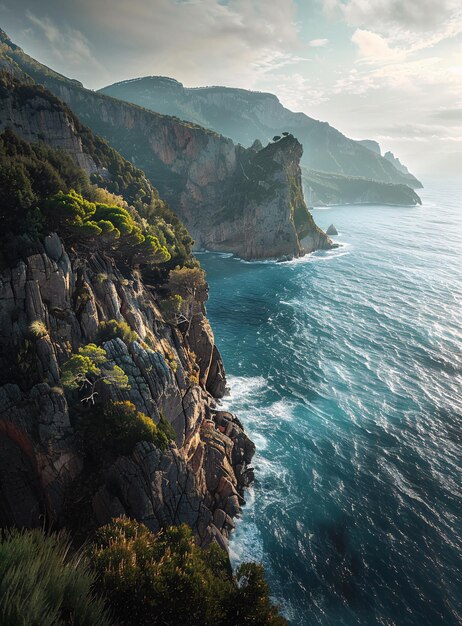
[91, 517, 286, 626]
[98, 318, 138, 344]
[79, 400, 171, 458]
[159, 294, 183, 324]
[29, 319, 48, 338]
[44, 190, 171, 266]
[0, 528, 111, 626]
[61, 343, 129, 404]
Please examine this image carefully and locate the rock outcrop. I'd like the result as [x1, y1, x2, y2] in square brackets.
[0, 240, 254, 548]
[326, 224, 338, 236]
[0, 31, 332, 261]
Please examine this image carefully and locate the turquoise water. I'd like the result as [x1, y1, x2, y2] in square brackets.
[199, 181, 462, 626]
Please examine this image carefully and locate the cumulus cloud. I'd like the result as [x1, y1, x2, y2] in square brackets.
[351, 29, 402, 61]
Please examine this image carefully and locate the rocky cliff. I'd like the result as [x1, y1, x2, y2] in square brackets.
[0, 67, 255, 550]
[0, 31, 332, 260]
[99, 76, 423, 189]
[0, 237, 253, 548]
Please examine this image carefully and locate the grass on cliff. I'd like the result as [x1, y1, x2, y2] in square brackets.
[0, 520, 286, 626]
[0, 528, 111, 626]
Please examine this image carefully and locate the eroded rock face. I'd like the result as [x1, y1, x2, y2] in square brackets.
[0, 239, 253, 547]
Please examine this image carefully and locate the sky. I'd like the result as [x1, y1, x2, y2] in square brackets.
[1, 0, 461, 178]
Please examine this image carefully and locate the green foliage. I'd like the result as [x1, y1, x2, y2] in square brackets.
[29, 319, 48, 338]
[0, 528, 111, 626]
[91, 517, 286, 626]
[43, 190, 171, 266]
[62, 343, 129, 404]
[0, 127, 91, 250]
[138, 200, 194, 270]
[159, 294, 183, 324]
[78, 400, 171, 458]
[97, 318, 138, 344]
[167, 266, 206, 301]
[0, 77, 193, 273]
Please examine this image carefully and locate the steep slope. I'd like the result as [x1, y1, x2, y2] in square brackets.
[99, 76, 423, 189]
[303, 168, 422, 206]
[0, 75, 254, 550]
[0, 30, 332, 260]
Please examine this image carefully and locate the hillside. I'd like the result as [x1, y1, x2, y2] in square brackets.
[99, 75, 423, 190]
[0, 30, 332, 260]
[303, 168, 422, 206]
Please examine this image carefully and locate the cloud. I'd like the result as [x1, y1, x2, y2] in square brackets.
[325, 0, 461, 32]
[25, 11, 100, 68]
[309, 38, 328, 47]
[326, 0, 462, 63]
[0, 0, 304, 89]
[430, 108, 462, 124]
[351, 29, 402, 61]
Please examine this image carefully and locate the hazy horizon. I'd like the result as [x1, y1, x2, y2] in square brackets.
[1, 0, 461, 179]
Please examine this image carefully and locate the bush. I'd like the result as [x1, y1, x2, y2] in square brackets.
[91, 518, 286, 626]
[29, 319, 48, 338]
[97, 318, 138, 344]
[78, 401, 172, 459]
[159, 294, 183, 324]
[0, 528, 111, 626]
[61, 343, 129, 404]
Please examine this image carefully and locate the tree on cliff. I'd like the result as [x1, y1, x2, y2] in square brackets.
[166, 266, 206, 334]
[61, 343, 129, 404]
[44, 190, 171, 266]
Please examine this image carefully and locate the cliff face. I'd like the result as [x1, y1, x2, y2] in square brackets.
[0, 237, 253, 548]
[0, 76, 97, 173]
[46, 88, 331, 259]
[99, 76, 423, 189]
[0, 32, 332, 260]
[0, 64, 255, 550]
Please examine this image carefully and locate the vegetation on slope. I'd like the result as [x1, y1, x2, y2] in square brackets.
[0, 528, 111, 626]
[302, 168, 422, 206]
[92, 517, 286, 626]
[0, 520, 286, 626]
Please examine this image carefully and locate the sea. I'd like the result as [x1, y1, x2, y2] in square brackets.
[198, 180, 462, 626]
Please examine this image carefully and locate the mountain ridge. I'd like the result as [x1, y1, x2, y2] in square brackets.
[99, 75, 423, 190]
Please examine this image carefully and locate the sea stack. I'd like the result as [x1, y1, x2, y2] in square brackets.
[326, 224, 338, 236]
